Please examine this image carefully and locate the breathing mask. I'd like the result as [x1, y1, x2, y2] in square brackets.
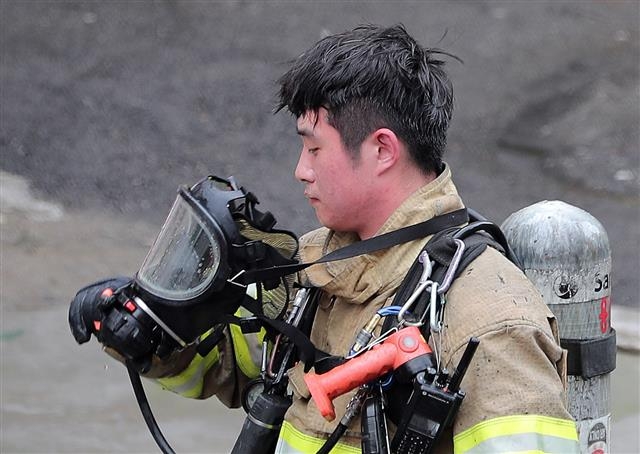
[101, 175, 299, 368]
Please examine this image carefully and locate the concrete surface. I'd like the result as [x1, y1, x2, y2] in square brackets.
[1, 1, 639, 453]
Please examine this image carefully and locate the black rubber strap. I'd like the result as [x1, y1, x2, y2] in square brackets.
[241, 209, 468, 283]
[196, 325, 227, 357]
[561, 329, 617, 379]
[195, 312, 318, 371]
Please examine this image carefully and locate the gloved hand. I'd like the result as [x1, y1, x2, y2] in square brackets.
[68, 277, 131, 344]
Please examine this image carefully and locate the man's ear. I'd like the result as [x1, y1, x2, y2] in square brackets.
[371, 128, 401, 175]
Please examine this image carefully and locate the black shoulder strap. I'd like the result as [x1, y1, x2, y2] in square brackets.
[240, 209, 469, 284]
[384, 215, 518, 336]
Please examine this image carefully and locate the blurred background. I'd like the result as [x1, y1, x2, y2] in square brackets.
[1, 1, 638, 453]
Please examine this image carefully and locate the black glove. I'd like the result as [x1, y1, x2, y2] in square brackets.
[68, 277, 131, 344]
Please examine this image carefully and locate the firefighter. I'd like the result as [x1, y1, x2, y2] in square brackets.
[69, 24, 579, 453]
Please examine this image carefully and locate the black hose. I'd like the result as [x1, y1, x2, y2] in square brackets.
[316, 423, 348, 454]
[126, 361, 176, 454]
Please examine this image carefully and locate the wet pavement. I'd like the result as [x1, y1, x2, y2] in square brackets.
[1, 1, 639, 453]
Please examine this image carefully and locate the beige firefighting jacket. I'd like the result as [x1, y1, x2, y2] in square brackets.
[150, 165, 579, 453]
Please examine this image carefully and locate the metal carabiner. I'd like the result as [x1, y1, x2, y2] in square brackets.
[429, 282, 443, 332]
[437, 239, 466, 295]
[417, 251, 433, 284]
[397, 251, 433, 326]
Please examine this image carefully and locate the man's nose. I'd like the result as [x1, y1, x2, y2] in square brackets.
[294, 152, 314, 183]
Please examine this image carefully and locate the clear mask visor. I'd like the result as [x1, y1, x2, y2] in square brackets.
[137, 194, 225, 302]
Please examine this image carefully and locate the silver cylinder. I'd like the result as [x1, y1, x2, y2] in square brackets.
[502, 200, 614, 454]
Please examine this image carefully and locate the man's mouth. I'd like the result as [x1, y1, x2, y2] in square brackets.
[304, 192, 319, 204]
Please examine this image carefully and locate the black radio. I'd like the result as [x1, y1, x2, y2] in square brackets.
[390, 338, 479, 454]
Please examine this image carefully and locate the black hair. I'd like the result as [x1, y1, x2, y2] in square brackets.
[277, 24, 458, 174]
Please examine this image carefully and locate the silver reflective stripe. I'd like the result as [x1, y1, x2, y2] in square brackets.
[274, 435, 302, 454]
[463, 432, 580, 454]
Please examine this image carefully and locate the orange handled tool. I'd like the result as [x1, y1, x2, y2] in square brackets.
[304, 326, 433, 421]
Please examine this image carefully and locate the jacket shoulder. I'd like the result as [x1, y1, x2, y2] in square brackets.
[444, 246, 556, 342]
[438, 248, 572, 437]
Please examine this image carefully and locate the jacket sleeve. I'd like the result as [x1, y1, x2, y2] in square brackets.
[149, 314, 266, 408]
[140, 274, 295, 407]
[438, 247, 579, 454]
[118, 297, 266, 408]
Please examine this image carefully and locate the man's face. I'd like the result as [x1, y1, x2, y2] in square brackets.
[294, 108, 375, 236]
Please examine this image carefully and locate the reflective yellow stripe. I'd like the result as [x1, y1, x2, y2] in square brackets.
[454, 414, 579, 454]
[156, 344, 220, 398]
[156, 301, 265, 396]
[276, 420, 360, 454]
[229, 323, 262, 378]
[232, 300, 267, 379]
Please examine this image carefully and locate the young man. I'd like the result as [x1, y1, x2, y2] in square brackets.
[70, 25, 579, 453]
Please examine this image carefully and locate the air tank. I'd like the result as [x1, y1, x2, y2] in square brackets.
[502, 200, 615, 454]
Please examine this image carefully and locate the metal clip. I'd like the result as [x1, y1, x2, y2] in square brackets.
[417, 251, 433, 284]
[286, 288, 310, 325]
[438, 239, 466, 295]
[226, 270, 248, 288]
[429, 282, 443, 332]
[397, 251, 432, 326]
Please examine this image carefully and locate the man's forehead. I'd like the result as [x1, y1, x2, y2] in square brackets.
[296, 118, 314, 137]
[296, 109, 327, 136]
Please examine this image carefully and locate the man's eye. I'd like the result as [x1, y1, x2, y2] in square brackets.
[308, 147, 319, 155]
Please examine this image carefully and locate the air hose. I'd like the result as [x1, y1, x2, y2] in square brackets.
[316, 423, 348, 454]
[126, 361, 176, 454]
